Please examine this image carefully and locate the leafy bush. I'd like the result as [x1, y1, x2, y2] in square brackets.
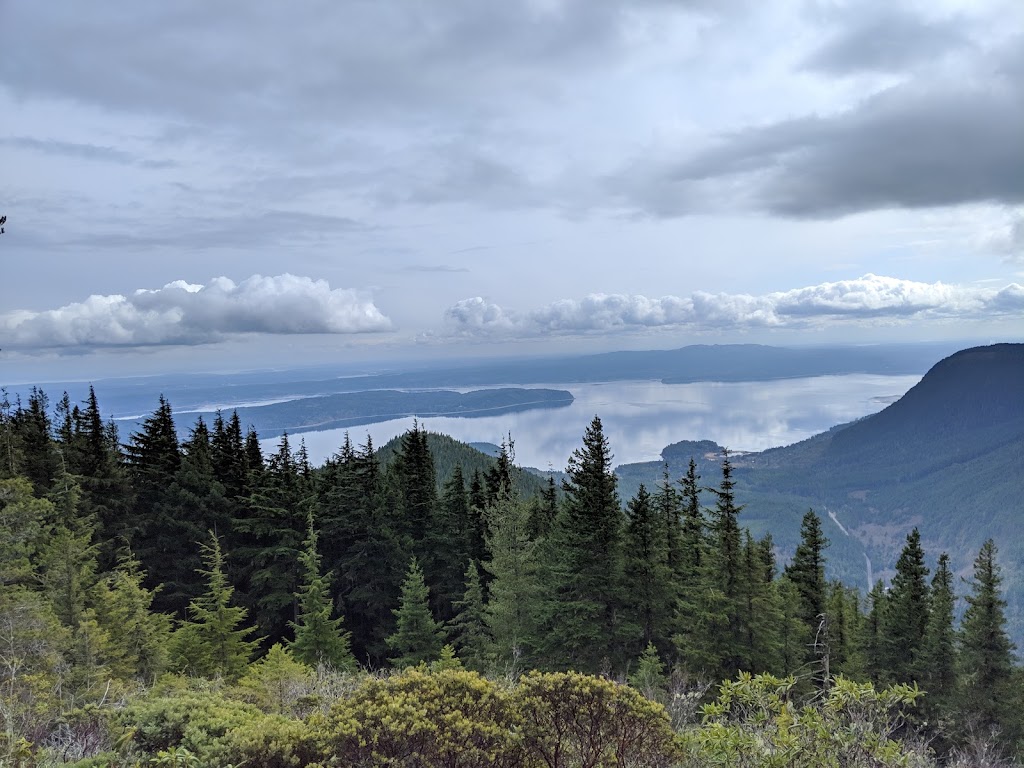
[513, 670, 682, 768]
[316, 666, 519, 767]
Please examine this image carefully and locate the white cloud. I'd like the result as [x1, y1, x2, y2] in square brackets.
[444, 274, 1024, 337]
[1, 274, 392, 349]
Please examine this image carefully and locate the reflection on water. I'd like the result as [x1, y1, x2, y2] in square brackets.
[272, 374, 921, 471]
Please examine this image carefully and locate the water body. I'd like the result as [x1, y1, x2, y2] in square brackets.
[274, 374, 921, 471]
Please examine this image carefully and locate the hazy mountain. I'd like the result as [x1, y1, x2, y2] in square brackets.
[616, 343, 1024, 633]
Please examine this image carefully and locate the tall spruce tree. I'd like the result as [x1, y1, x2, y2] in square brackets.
[622, 484, 672, 657]
[387, 557, 444, 667]
[289, 515, 354, 670]
[959, 539, 1017, 738]
[448, 559, 491, 672]
[919, 552, 957, 723]
[541, 416, 625, 672]
[784, 509, 830, 677]
[484, 490, 541, 672]
[706, 450, 746, 677]
[881, 528, 929, 684]
[172, 533, 259, 680]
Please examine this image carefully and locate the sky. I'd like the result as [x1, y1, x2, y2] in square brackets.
[2, 0, 1023, 381]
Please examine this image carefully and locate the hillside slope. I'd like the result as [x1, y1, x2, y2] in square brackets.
[616, 343, 1024, 632]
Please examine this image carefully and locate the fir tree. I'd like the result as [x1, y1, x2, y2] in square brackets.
[484, 491, 541, 672]
[919, 552, 957, 723]
[959, 539, 1017, 738]
[542, 416, 624, 672]
[387, 557, 444, 667]
[881, 528, 929, 684]
[172, 533, 259, 680]
[784, 509, 829, 676]
[289, 514, 355, 670]
[706, 449, 746, 677]
[622, 484, 672, 656]
[448, 559, 491, 672]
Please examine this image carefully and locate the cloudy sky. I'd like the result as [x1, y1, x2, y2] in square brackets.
[2, 0, 1022, 380]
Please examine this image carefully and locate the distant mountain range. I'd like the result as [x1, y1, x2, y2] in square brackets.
[20, 341, 963, 420]
[617, 343, 1024, 637]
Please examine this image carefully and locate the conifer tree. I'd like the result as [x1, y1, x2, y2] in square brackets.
[387, 557, 444, 667]
[172, 533, 259, 680]
[448, 559, 491, 672]
[541, 416, 624, 672]
[861, 579, 888, 685]
[706, 450, 746, 677]
[320, 435, 406, 665]
[959, 539, 1017, 738]
[881, 528, 929, 684]
[784, 509, 829, 675]
[484, 491, 542, 671]
[919, 552, 957, 722]
[91, 553, 172, 682]
[428, 463, 472, 623]
[622, 484, 672, 656]
[739, 532, 783, 675]
[289, 514, 355, 670]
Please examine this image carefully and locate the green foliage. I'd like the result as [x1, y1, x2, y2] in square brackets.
[688, 672, 924, 767]
[882, 529, 930, 684]
[483, 491, 542, 672]
[386, 558, 444, 667]
[448, 560, 491, 672]
[239, 643, 313, 716]
[542, 416, 625, 672]
[169, 534, 258, 680]
[289, 515, 355, 670]
[317, 666, 519, 768]
[513, 670, 682, 768]
[959, 539, 1018, 740]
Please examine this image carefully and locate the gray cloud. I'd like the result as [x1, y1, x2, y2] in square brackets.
[803, 7, 970, 75]
[444, 275, 1024, 337]
[402, 265, 471, 274]
[0, 136, 153, 166]
[55, 210, 367, 251]
[1, 274, 392, 349]
[618, 53, 1024, 218]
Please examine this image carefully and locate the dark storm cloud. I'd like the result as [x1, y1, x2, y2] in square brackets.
[0, 1, 709, 129]
[620, 36, 1024, 218]
[803, 7, 970, 75]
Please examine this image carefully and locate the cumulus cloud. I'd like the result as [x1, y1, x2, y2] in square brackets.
[1, 274, 392, 349]
[444, 275, 1024, 337]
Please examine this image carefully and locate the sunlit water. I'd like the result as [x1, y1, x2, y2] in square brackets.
[264, 374, 921, 471]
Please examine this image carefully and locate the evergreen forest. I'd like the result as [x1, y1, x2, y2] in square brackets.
[2, 386, 1022, 767]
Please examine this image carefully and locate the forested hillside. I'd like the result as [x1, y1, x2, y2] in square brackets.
[1, 384, 1022, 765]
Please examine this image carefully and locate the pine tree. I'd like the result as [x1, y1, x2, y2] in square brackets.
[622, 484, 672, 656]
[387, 557, 444, 667]
[706, 449, 746, 677]
[881, 528, 929, 684]
[541, 416, 624, 672]
[234, 432, 308, 644]
[91, 553, 172, 682]
[172, 533, 259, 680]
[428, 463, 472, 623]
[919, 553, 957, 724]
[319, 434, 406, 665]
[861, 579, 888, 685]
[959, 539, 1016, 738]
[289, 515, 355, 670]
[484, 491, 541, 671]
[448, 560, 491, 672]
[784, 509, 830, 677]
